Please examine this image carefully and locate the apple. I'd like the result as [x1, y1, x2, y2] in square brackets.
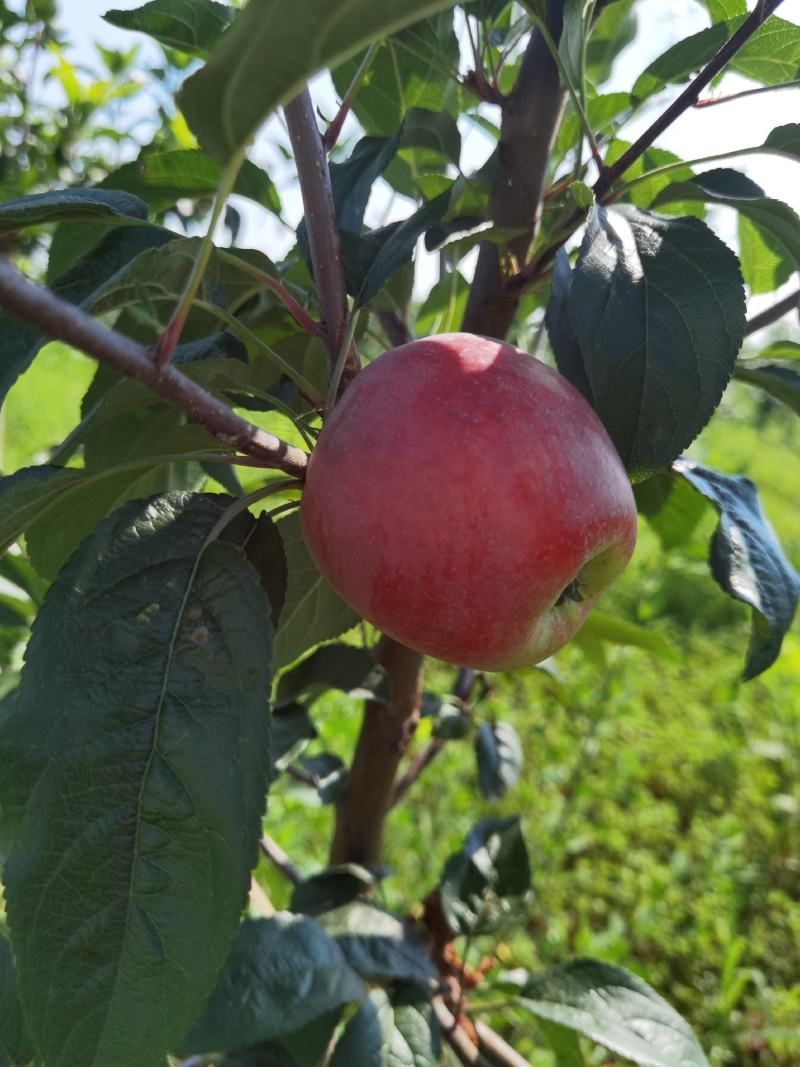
[300, 332, 637, 670]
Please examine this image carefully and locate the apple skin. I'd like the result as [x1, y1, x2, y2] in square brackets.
[300, 332, 637, 670]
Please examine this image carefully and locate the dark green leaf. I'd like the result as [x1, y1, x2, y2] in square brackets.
[179, 0, 462, 161]
[431, 701, 471, 740]
[401, 107, 461, 165]
[180, 915, 365, 1055]
[509, 959, 710, 1067]
[550, 204, 746, 477]
[291, 865, 379, 918]
[272, 704, 317, 770]
[653, 169, 800, 273]
[0, 187, 147, 232]
[329, 985, 439, 1067]
[675, 459, 800, 678]
[0, 224, 175, 406]
[475, 722, 523, 800]
[99, 149, 281, 213]
[343, 191, 451, 306]
[297, 753, 349, 805]
[762, 122, 800, 162]
[273, 513, 360, 670]
[0, 933, 33, 1067]
[439, 816, 531, 935]
[103, 0, 235, 56]
[3, 492, 275, 1067]
[316, 902, 436, 986]
[276, 644, 385, 708]
[331, 134, 403, 235]
[734, 361, 800, 415]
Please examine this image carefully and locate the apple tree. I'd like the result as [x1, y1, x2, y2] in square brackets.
[0, 0, 799, 1065]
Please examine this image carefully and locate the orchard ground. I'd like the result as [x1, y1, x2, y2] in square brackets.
[4, 343, 799, 1066]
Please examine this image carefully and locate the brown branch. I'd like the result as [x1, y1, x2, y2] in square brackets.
[593, 0, 786, 199]
[284, 90, 353, 376]
[377, 308, 413, 348]
[0, 258, 308, 479]
[260, 833, 302, 886]
[461, 3, 566, 339]
[433, 998, 493, 1067]
[475, 1023, 531, 1067]
[744, 287, 800, 335]
[329, 636, 423, 866]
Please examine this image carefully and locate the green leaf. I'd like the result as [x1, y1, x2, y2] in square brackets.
[0, 187, 147, 232]
[3, 492, 275, 1067]
[330, 990, 392, 1067]
[0, 224, 175, 406]
[537, 1019, 587, 1067]
[631, 21, 731, 103]
[474, 722, 523, 800]
[734, 361, 800, 415]
[179, 0, 462, 161]
[653, 169, 800, 273]
[331, 16, 461, 137]
[0, 933, 33, 1067]
[291, 865, 378, 918]
[276, 644, 386, 708]
[700, 0, 745, 18]
[330, 134, 403, 235]
[634, 471, 709, 551]
[273, 512, 360, 670]
[762, 122, 800, 162]
[272, 703, 317, 770]
[316, 902, 436, 986]
[103, 0, 235, 56]
[343, 190, 451, 307]
[98, 148, 281, 214]
[573, 610, 672, 657]
[555, 91, 632, 160]
[0, 426, 219, 580]
[674, 459, 800, 678]
[439, 816, 531, 936]
[510, 959, 710, 1066]
[415, 269, 470, 335]
[559, 0, 592, 102]
[731, 16, 800, 85]
[738, 214, 795, 295]
[757, 340, 800, 360]
[548, 204, 746, 478]
[179, 915, 366, 1055]
[584, 0, 637, 87]
[329, 986, 440, 1067]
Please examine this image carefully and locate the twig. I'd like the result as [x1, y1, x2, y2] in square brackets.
[744, 288, 800, 335]
[260, 833, 302, 886]
[593, 0, 786, 198]
[284, 90, 353, 376]
[433, 998, 493, 1067]
[475, 1022, 531, 1067]
[217, 248, 324, 338]
[0, 258, 308, 478]
[322, 41, 380, 151]
[694, 77, 800, 108]
[154, 144, 247, 366]
[389, 668, 476, 808]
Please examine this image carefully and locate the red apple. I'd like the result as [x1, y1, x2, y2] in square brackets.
[300, 332, 637, 670]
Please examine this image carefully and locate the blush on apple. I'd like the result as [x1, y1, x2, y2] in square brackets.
[300, 332, 638, 670]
